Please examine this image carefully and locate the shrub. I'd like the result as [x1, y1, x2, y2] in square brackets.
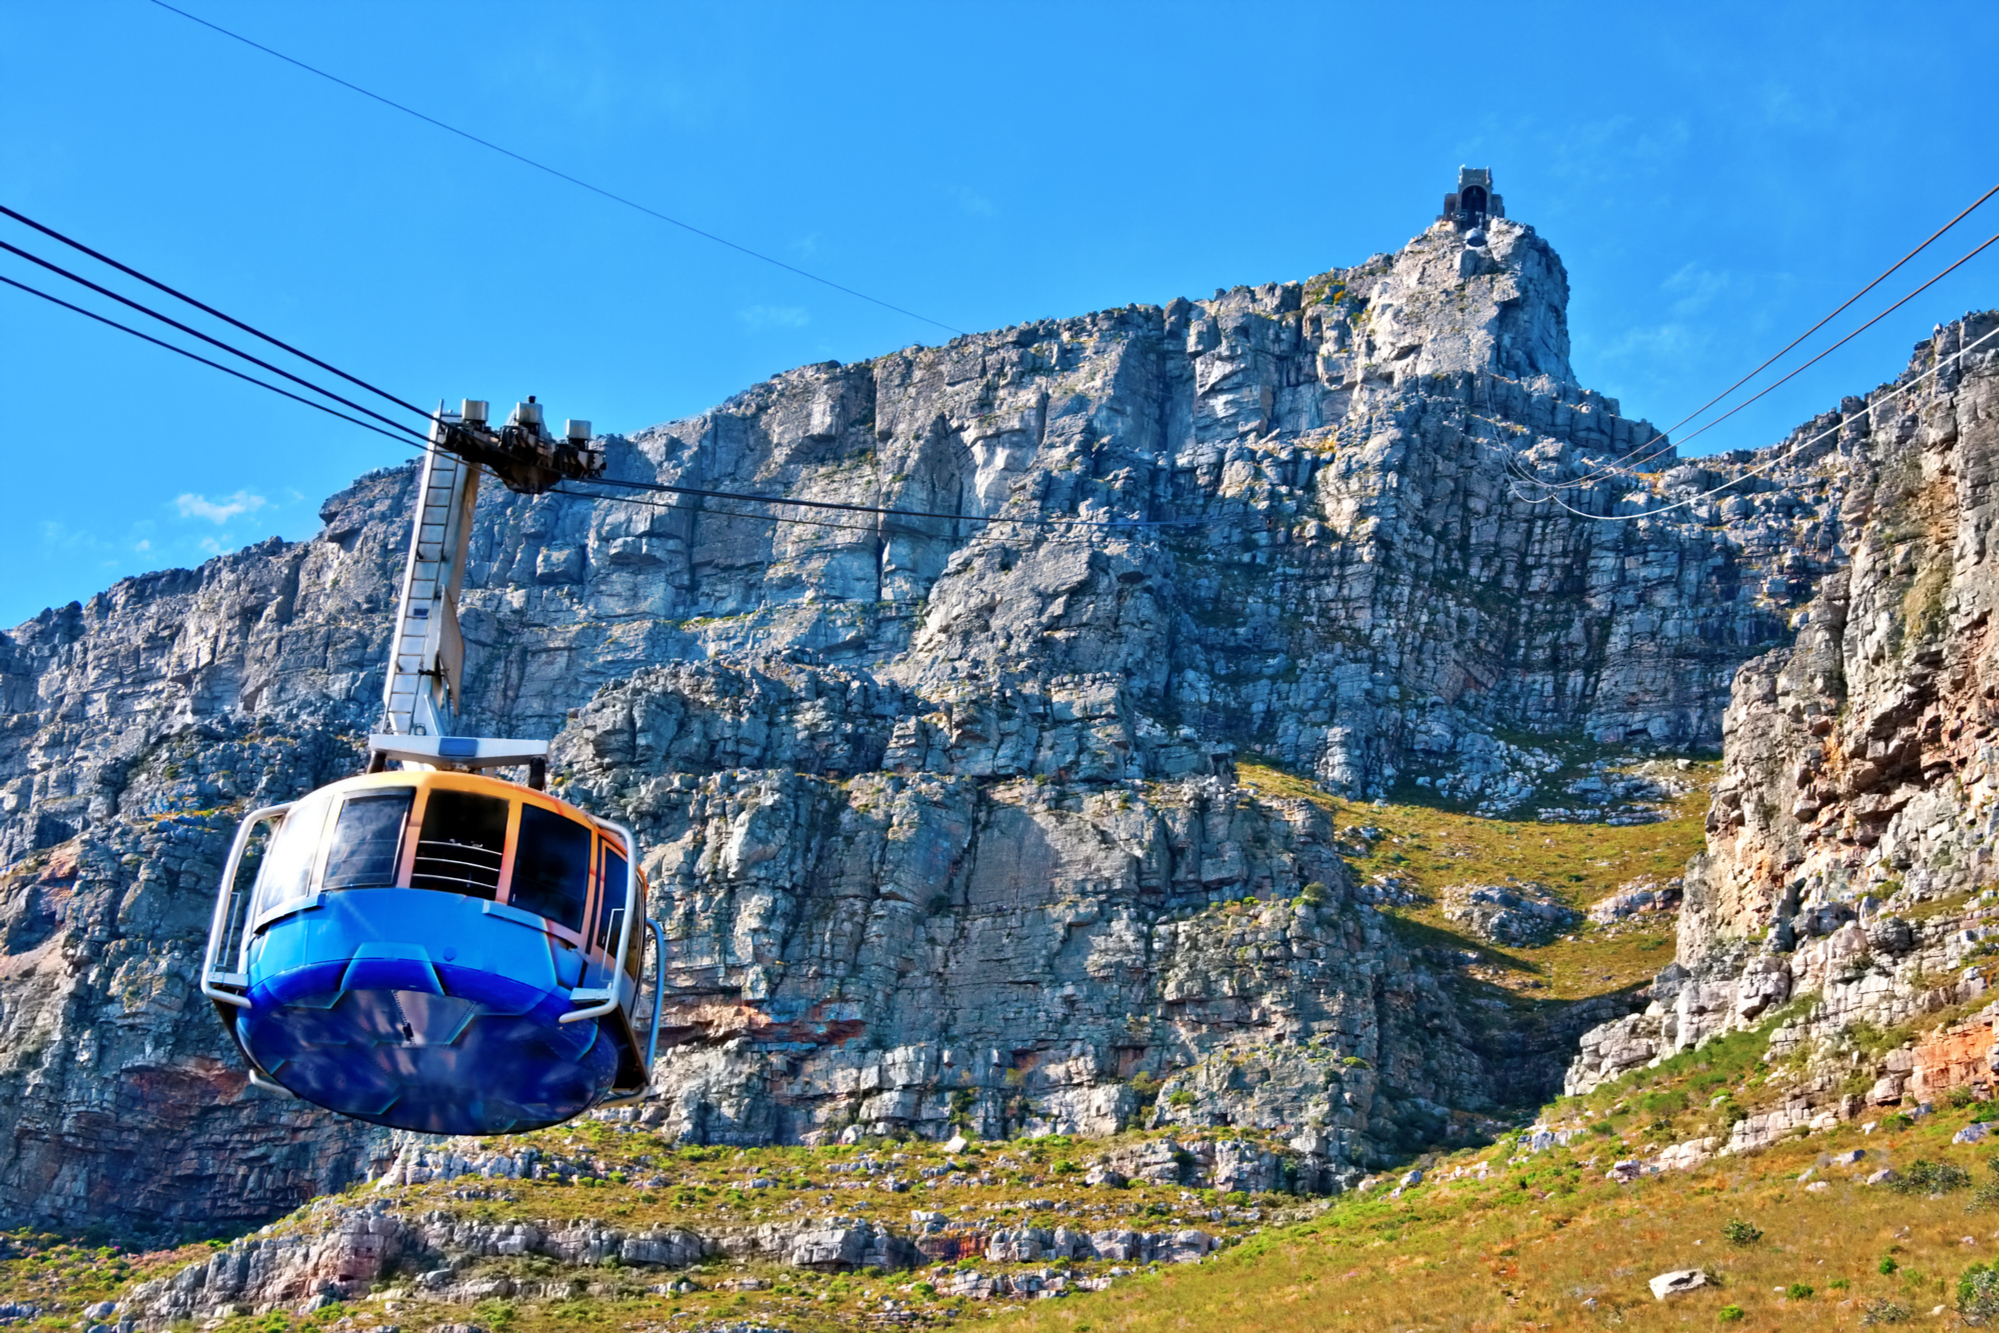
[1958, 1263, 1998, 1324]
[1878, 1255, 1900, 1275]
[1786, 1283, 1813, 1299]
[1858, 1298, 1910, 1325]
[1889, 1159, 1970, 1195]
[1970, 1162, 1999, 1212]
[1167, 1091, 1196, 1108]
[1717, 1306, 1744, 1322]
[1721, 1217, 1763, 1245]
[911, 1282, 937, 1298]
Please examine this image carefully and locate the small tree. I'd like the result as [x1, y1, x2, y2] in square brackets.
[1721, 1217, 1762, 1245]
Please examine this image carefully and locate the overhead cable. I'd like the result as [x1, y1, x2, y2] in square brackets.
[1512, 232, 1998, 497]
[0, 272, 437, 449]
[1509, 327, 1997, 524]
[0, 203, 436, 422]
[575, 476, 1216, 529]
[0, 235, 1210, 534]
[146, 0, 965, 338]
[0, 238, 436, 445]
[1530, 185, 1998, 491]
[551, 487, 881, 536]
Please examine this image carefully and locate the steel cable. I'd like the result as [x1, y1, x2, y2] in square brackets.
[147, 0, 965, 337]
[1511, 233, 1997, 498]
[0, 203, 437, 423]
[0, 272, 437, 450]
[1516, 185, 1997, 492]
[0, 238, 437, 445]
[1506, 327, 1997, 524]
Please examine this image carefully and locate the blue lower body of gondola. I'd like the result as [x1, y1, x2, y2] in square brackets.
[228, 887, 636, 1135]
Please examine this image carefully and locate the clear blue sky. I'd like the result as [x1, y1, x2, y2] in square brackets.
[2, 1, 1994, 627]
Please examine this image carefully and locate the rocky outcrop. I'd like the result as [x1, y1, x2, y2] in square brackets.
[122, 1194, 1227, 1325]
[1441, 882, 1581, 946]
[1566, 314, 1999, 1102]
[0, 197, 1953, 1227]
[553, 715, 1468, 1166]
[1681, 314, 1998, 956]
[1564, 917, 1993, 1097]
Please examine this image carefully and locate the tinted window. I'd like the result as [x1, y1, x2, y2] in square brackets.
[624, 872, 646, 979]
[509, 804, 592, 932]
[321, 790, 413, 891]
[412, 789, 509, 899]
[595, 846, 628, 953]
[256, 795, 329, 912]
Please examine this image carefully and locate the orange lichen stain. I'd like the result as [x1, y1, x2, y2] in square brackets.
[1912, 1012, 1997, 1100]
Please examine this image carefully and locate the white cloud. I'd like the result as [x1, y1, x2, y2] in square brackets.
[1661, 262, 1733, 318]
[176, 490, 267, 524]
[736, 305, 810, 333]
[38, 520, 105, 554]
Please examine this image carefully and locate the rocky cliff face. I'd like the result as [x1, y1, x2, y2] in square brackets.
[0, 205, 1938, 1230]
[1566, 314, 1997, 1109]
[1683, 314, 1997, 954]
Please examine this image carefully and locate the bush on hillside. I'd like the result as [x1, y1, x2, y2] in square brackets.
[1721, 1217, 1762, 1245]
[1958, 1263, 1998, 1324]
[1888, 1160, 1970, 1195]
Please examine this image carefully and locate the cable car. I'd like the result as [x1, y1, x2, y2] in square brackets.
[200, 398, 664, 1135]
[201, 767, 661, 1135]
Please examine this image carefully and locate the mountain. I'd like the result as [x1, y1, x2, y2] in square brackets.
[0, 185, 1984, 1238]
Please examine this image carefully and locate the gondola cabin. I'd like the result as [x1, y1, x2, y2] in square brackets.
[201, 770, 661, 1136]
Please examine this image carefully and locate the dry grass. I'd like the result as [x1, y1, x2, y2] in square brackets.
[1013, 1115, 1998, 1333]
[1237, 760, 1710, 1000]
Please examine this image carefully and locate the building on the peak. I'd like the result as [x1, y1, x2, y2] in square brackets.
[1441, 167, 1504, 224]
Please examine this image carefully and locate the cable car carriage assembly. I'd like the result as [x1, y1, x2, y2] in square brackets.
[201, 401, 665, 1136]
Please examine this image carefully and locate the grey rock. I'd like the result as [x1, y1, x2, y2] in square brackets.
[1442, 882, 1581, 946]
[1648, 1269, 1709, 1300]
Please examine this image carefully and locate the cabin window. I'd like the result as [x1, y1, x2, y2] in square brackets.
[595, 846, 628, 953]
[411, 789, 509, 898]
[321, 790, 414, 891]
[624, 880, 646, 980]
[510, 804, 593, 932]
[255, 795, 328, 912]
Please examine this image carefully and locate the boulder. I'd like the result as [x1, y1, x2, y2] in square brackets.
[1649, 1270, 1709, 1300]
